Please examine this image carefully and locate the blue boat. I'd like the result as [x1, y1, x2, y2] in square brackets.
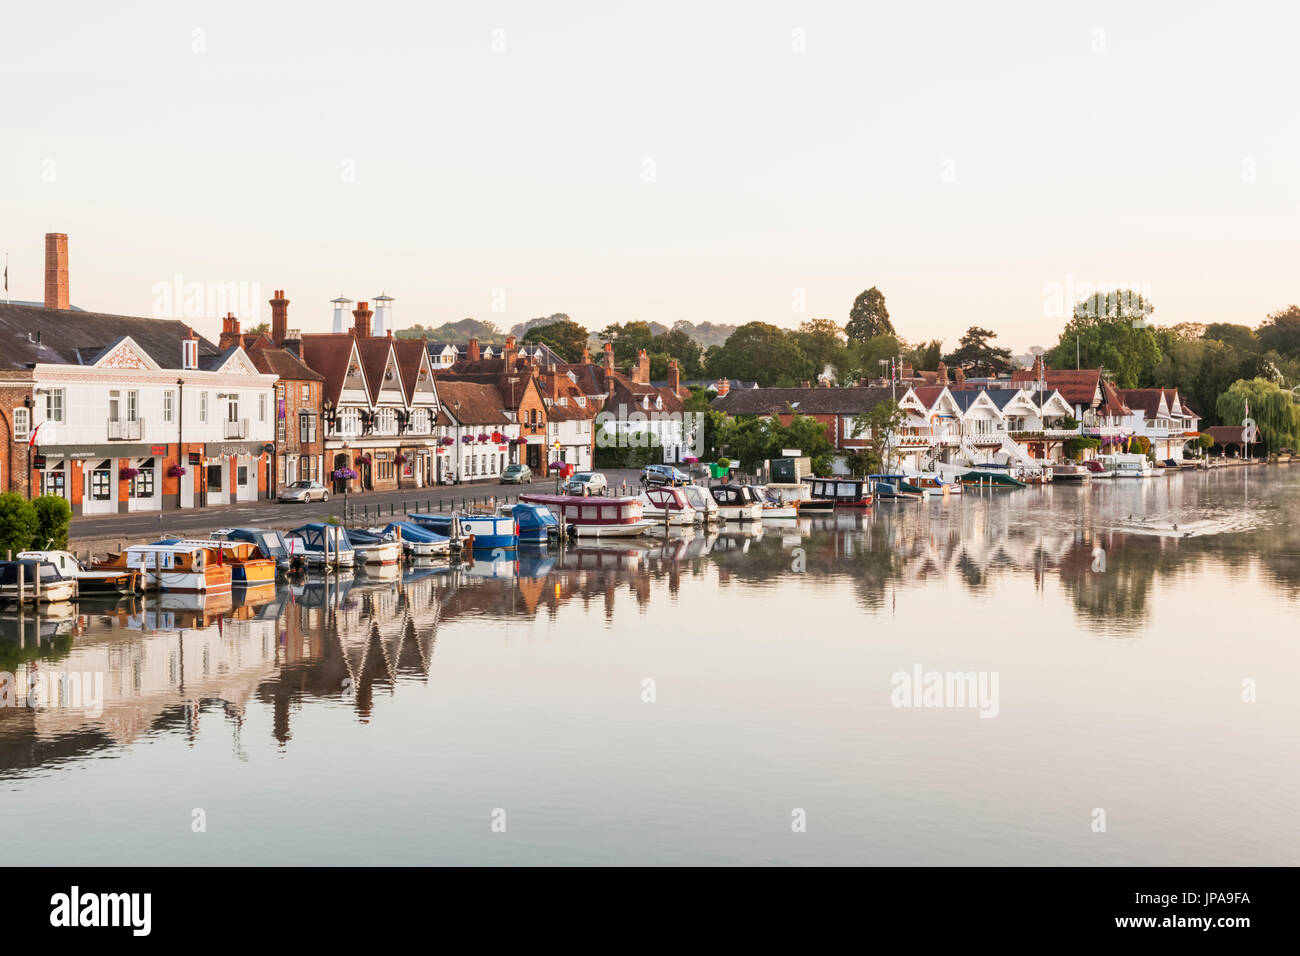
[286, 523, 355, 568]
[501, 503, 558, 544]
[406, 512, 518, 551]
[382, 521, 451, 556]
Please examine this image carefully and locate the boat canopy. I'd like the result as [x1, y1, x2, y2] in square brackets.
[288, 523, 354, 553]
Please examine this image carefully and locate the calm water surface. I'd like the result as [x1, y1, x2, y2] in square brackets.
[3, 467, 1298, 865]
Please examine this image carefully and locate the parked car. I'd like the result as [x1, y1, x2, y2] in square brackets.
[501, 463, 533, 484]
[278, 480, 329, 503]
[641, 464, 689, 487]
[564, 472, 608, 496]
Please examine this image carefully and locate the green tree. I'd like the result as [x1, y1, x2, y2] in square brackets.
[598, 321, 655, 364]
[944, 326, 1014, 377]
[651, 327, 705, 377]
[0, 493, 38, 557]
[1215, 378, 1300, 453]
[1063, 436, 1101, 463]
[1203, 322, 1259, 354]
[706, 322, 814, 386]
[246, 321, 270, 337]
[904, 338, 943, 372]
[1047, 313, 1161, 387]
[848, 399, 905, 474]
[1257, 306, 1300, 359]
[31, 495, 72, 550]
[793, 318, 850, 381]
[522, 318, 590, 363]
[846, 287, 894, 342]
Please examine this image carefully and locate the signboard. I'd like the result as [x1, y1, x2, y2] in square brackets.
[151, 445, 167, 456]
[781, 449, 802, 457]
[188, 452, 202, 465]
[32, 454, 47, 469]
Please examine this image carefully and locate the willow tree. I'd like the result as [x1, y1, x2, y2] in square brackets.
[1214, 378, 1300, 452]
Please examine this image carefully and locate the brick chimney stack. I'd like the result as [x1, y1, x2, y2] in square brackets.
[715, 378, 731, 397]
[219, 312, 243, 350]
[667, 358, 680, 394]
[954, 366, 966, 389]
[504, 334, 518, 367]
[1031, 355, 1043, 380]
[468, 336, 480, 362]
[937, 360, 948, 387]
[602, 341, 614, 372]
[352, 301, 372, 338]
[635, 349, 650, 384]
[581, 344, 591, 365]
[44, 233, 69, 310]
[270, 289, 290, 347]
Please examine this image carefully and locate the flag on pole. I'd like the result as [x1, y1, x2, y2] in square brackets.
[28, 420, 44, 448]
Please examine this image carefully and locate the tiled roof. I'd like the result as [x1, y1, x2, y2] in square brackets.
[1011, 367, 1102, 405]
[713, 386, 894, 416]
[355, 337, 401, 405]
[434, 380, 512, 426]
[299, 333, 361, 404]
[0, 302, 221, 370]
[247, 341, 324, 381]
[392, 338, 432, 403]
[1119, 389, 1168, 417]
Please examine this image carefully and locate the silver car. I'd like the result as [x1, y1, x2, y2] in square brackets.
[563, 472, 608, 496]
[279, 480, 329, 503]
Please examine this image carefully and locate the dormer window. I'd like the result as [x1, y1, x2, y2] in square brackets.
[567, 371, 577, 384]
[576, 396, 585, 407]
[182, 339, 198, 370]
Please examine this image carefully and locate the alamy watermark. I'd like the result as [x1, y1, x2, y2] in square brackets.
[890, 664, 999, 718]
[151, 274, 263, 324]
[1, 670, 105, 718]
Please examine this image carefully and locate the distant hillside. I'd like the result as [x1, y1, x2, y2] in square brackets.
[671, 320, 738, 348]
[394, 318, 503, 343]
[394, 316, 741, 349]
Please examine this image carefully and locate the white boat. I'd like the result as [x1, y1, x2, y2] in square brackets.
[680, 484, 722, 524]
[518, 493, 651, 537]
[709, 484, 764, 521]
[0, 559, 77, 604]
[1083, 460, 1115, 479]
[17, 549, 139, 593]
[1101, 454, 1155, 478]
[748, 485, 799, 519]
[638, 486, 698, 525]
[119, 543, 234, 593]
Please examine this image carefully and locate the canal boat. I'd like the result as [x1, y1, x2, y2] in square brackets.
[497, 502, 560, 543]
[0, 559, 77, 604]
[803, 477, 874, 509]
[517, 493, 651, 537]
[17, 549, 140, 594]
[153, 538, 277, 585]
[285, 523, 355, 569]
[344, 528, 403, 566]
[708, 484, 764, 521]
[680, 483, 722, 524]
[406, 512, 519, 550]
[1051, 464, 1092, 482]
[211, 528, 295, 572]
[638, 486, 698, 525]
[118, 542, 234, 593]
[381, 521, 451, 556]
[1082, 460, 1114, 479]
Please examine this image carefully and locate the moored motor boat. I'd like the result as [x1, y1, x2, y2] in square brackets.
[285, 523, 355, 569]
[381, 520, 451, 556]
[747, 484, 800, 519]
[407, 512, 519, 550]
[1051, 464, 1092, 482]
[680, 484, 722, 523]
[345, 528, 403, 566]
[803, 476, 873, 509]
[498, 502, 560, 543]
[638, 486, 698, 525]
[114, 542, 234, 593]
[1083, 460, 1115, 479]
[518, 493, 651, 537]
[154, 538, 278, 585]
[709, 484, 764, 521]
[17, 549, 139, 594]
[211, 528, 295, 573]
[0, 559, 77, 603]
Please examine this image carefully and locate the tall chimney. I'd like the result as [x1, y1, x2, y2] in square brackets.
[504, 334, 518, 367]
[602, 341, 614, 372]
[219, 312, 243, 350]
[352, 301, 372, 338]
[468, 336, 480, 362]
[954, 366, 966, 389]
[715, 378, 730, 398]
[44, 233, 69, 310]
[331, 296, 354, 334]
[372, 294, 394, 337]
[581, 344, 591, 365]
[270, 290, 290, 347]
[937, 360, 948, 387]
[635, 349, 650, 384]
[667, 358, 679, 394]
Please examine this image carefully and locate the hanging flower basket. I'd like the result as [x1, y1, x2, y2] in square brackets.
[167, 463, 187, 478]
[512, 437, 527, 446]
[440, 437, 454, 446]
[333, 467, 359, 481]
[461, 435, 473, 444]
[394, 452, 409, 465]
[119, 466, 140, 481]
[683, 456, 700, 464]
[477, 433, 490, 443]
[547, 461, 565, 471]
[355, 453, 372, 465]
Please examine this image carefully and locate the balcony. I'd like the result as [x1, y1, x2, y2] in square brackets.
[224, 418, 249, 439]
[107, 418, 143, 441]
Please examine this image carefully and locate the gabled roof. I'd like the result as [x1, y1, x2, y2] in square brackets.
[1098, 380, 1132, 417]
[0, 302, 222, 370]
[247, 340, 324, 382]
[434, 380, 512, 426]
[713, 386, 893, 416]
[393, 338, 435, 404]
[1120, 388, 1171, 418]
[947, 390, 1001, 413]
[1010, 367, 1103, 406]
[299, 333, 367, 405]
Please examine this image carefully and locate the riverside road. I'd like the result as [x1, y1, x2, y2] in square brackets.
[69, 470, 645, 543]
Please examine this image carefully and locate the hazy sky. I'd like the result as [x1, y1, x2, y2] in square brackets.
[4, 1, 1298, 353]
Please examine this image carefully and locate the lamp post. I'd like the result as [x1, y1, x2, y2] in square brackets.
[23, 395, 33, 500]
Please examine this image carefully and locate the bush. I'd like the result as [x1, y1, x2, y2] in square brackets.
[0, 493, 38, 557]
[32, 494, 72, 550]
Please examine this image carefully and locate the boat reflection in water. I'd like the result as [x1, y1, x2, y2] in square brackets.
[1, 467, 1299, 865]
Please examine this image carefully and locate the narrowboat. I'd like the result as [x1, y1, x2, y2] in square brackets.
[1083, 460, 1114, 479]
[154, 538, 277, 585]
[381, 521, 451, 556]
[517, 493, 651, 537]
[498, 502, 560, 543]
[117, 543, 234, 593]
[680, 484, 722, 523]
[638, 486, 698, 525]
[211, 528, 295, 573]
[803, 477, 874, 509]
[708, 484, 764, 521]
[406, 512, 519, 550]
[0, 559, 77, 604]
[17, 549, 139, 594]
[344, 528, 403, 566]
[285, 523, 356, 569]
